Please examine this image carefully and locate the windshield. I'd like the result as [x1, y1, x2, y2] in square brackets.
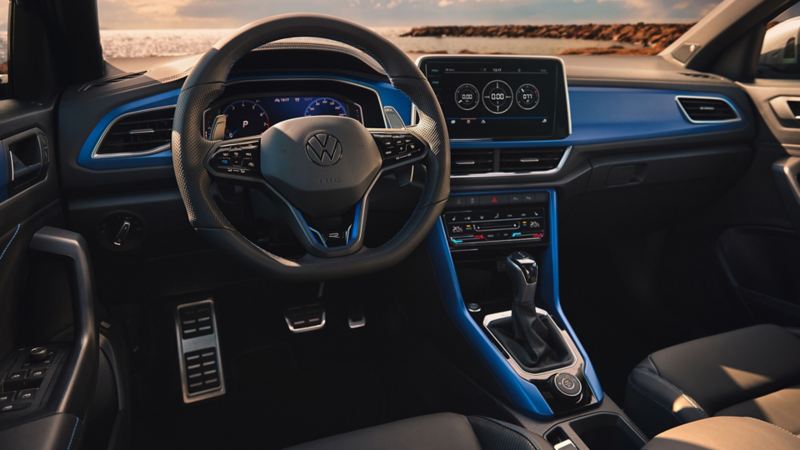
[94, 1, 719, 61]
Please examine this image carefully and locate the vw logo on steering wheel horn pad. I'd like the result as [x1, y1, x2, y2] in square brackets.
[305, 133, 343, 166]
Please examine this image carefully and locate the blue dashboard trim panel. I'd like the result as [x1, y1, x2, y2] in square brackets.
[76, 77, 413, 171]
[451, 87, 747, 149]
[77, 81, 744, 171]
[425, 188, 603, 418]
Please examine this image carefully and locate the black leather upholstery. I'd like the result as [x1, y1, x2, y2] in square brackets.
[284, 413, 551, 450]
[625, 324, 800, 437]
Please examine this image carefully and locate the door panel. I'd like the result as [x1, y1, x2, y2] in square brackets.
[0, 101, 61, 356]
[730, 81, 800, 324]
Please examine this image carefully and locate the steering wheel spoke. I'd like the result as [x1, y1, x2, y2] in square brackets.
[370, 128, 429, 171]
[205, 137, 263, 183]
[285, 197, 368, 258]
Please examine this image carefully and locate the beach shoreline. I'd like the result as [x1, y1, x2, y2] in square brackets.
[401, 23, 692, 55]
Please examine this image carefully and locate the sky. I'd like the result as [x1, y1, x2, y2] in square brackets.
[97, 0, 723, 29]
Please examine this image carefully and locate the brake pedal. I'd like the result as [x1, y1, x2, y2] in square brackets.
[175, 299, 225, 403]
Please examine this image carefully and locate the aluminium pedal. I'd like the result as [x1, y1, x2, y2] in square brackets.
[175, 299, 226, 403]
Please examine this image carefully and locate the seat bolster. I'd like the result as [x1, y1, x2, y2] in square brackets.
[644, 417, 800, 450]
[468, 416, 550, 450]
[284, 413, 484, 450]
[283, 413, 553, 450]
[625, 357, 708, 437]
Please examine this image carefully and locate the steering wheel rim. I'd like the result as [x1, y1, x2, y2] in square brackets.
[172, 14, 450, 281]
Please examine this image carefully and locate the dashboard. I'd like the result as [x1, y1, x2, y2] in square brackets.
[57, 45, 755, 255]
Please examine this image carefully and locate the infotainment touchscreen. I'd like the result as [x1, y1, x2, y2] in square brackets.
[418, 56, 570, 141]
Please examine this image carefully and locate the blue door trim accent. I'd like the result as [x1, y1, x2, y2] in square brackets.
[424, 188, 603, 418]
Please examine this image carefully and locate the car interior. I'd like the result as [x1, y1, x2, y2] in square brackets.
[1, 0, 800, 449]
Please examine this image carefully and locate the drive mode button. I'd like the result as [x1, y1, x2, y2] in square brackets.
[552, 373, 582, 399]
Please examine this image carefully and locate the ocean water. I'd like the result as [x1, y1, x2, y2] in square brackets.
[0, 27, 634, 62]
[99, 27, 633, 59]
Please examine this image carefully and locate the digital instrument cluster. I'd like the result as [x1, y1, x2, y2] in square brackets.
[204, 95, 364, 140]
[419, 56, 570, 140]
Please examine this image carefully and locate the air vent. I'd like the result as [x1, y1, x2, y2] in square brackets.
[94, 106, 174, 157]
[451, 148, 494, 175]
[676, 96, 739, 123]
[498, 148, 566, 173]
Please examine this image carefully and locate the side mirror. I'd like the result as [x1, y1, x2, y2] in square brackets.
[760, 17, 800, 71]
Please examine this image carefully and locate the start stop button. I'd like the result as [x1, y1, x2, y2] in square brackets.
[552, 373, 583, 398]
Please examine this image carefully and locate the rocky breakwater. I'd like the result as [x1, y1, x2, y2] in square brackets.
[400, 23, 694, 51]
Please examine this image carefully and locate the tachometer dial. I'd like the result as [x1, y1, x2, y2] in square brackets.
[515, 83, 540, 110]
[304, 97, 349, 117]
[223, 100, 270, 139]
[454, 83, 480, 111]
[482, 80, 514, 114]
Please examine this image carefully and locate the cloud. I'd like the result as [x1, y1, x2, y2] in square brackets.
[96, 0, 720, 28]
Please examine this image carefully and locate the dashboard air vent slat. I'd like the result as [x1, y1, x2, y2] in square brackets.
[677, 97, 738, 122]
[95, 107, 175, 156]
[451, 148, 494, 175]
[498, 148, 566, 173]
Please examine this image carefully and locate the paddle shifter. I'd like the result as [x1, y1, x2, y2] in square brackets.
[488, 251, 572, 373]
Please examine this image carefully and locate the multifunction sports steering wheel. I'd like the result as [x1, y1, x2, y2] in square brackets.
[172, 14, 450, 281]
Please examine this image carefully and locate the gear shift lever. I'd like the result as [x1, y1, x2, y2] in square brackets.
[507, 251, 539, 310]
[506, 251, 555, 366]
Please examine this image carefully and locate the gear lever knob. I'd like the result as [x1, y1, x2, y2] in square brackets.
[507, 251, 539, 311]
[508, 251, 538, 284]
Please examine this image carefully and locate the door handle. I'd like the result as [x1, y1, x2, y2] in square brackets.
[3, 128, 49, 196]
[768, 96, 800, 122]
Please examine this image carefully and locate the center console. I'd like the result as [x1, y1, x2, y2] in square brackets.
[421, 56, 646, 450]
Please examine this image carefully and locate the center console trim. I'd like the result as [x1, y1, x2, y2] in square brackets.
[425, 188, 603, 419]
[483, 308, 583, 380]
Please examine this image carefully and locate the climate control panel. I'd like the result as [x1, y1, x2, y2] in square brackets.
[444, 192, 548, 248]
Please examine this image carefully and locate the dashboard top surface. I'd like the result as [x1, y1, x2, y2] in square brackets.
[57, 45, 755, 191]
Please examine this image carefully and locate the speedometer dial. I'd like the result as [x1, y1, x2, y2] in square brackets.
[304, 97, 349, 117]
[223, 100, 270, 139]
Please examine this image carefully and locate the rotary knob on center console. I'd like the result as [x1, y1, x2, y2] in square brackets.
[550, 372, 583, 400]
